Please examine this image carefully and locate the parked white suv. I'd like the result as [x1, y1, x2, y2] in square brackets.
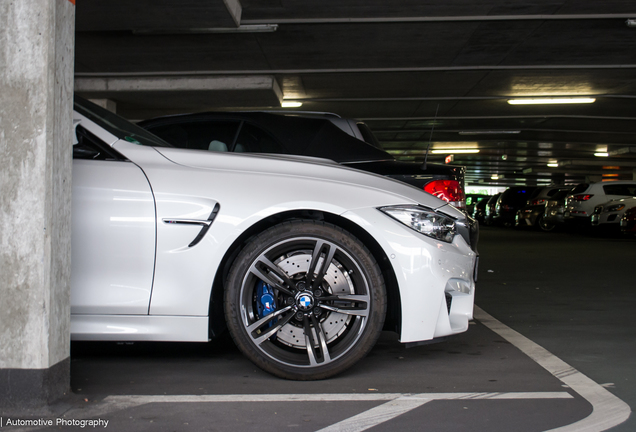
[565, 181, 636, 224]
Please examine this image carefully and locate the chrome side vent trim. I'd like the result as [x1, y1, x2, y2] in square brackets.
[162, 203, 221, 247]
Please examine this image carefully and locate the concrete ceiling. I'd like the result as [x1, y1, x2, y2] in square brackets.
[74, 0, 636, 186]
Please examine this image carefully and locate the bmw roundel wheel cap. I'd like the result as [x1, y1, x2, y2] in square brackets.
[297, 293, 314, 311]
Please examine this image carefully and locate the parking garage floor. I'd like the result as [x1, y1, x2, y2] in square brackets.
[12, 226, 634, 431]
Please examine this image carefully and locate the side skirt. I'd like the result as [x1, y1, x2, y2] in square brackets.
[71, 315, 209, 342]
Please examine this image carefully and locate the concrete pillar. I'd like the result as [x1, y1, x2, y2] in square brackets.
[0, 0, 75, 410]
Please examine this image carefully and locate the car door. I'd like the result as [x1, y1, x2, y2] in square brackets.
[71, 123, 156, 315]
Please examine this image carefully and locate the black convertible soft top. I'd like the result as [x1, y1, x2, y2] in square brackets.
[138, 112, 393, 164]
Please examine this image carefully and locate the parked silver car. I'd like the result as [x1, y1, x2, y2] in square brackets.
[516, 185, 572, 231]
[543, 188, 575, 228]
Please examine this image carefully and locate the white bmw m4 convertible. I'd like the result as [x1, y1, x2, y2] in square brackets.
[71, 97, 478, 380]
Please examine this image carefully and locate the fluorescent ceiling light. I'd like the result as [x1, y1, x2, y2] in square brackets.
[281, 101, 303, 108]
[431, 149, 480, 154]
[459, 130, 520, 135]
[547, 163, 559, 167]
[507, 97, 596, 105]
[491, 175, 500, 180]
[594, 152, 609, 157]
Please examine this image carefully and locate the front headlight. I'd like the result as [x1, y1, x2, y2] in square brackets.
[606, 204, 625, 212]
[379, 205, 457, 243]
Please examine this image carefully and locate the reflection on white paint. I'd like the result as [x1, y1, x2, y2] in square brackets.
[110, 284, 149, 291]
[215, 214, 243, 226]
[113, 197, 154, 202]
[109, 284, 151, 301]
[105, 326, 139, 334]
[110, 217, 154, 223]
[387, 241, 432, 274]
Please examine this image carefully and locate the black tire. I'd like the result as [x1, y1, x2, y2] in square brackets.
[537, 214, 556, 232]
[224, 220, 386, 380]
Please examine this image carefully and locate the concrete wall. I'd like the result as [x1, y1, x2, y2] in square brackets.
[0, 0, 75, 409]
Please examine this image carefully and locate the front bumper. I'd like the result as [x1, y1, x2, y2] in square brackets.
[342, 207, 477, 344]
[620, 218, 636, 233]
[591, 212, 622, 226]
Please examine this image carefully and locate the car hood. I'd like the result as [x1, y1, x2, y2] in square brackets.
[152, 146, 462, 216]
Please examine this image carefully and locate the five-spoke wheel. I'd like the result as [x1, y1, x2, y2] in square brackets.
[224, 220, 386, 380]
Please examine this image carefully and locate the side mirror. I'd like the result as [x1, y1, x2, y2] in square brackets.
[72, 118, 81, 145]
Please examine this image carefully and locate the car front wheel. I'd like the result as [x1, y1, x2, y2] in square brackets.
[537, 214, 556, 232]
[224, 220, 386, 380]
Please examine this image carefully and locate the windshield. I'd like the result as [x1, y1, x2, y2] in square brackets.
[74, 96, 173, 148]
[603, 184, 636, 196]
[552, 189, 573, 200]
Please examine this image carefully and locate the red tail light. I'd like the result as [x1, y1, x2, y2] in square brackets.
[424, 180, 465, 208]
[572, 194, 593, 201]
[530, 198, 547, 206]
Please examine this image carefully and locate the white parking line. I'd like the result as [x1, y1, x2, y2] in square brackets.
[312, 392, 574, 432]
[101, 391, 572, 405]
[474, 306, 631, 432]
[63, 307, 631, 432]
[315, 396, 433, 432]
[78, 391, 571, 432]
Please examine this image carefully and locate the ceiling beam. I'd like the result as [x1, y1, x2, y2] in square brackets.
[522, 167, 634, 174]
[560, 159, 636, 167]
[242, 14, 636, 25]
[75, 0, 242, 32]
[75, 75, 281, 100]
[361, 115, 636, 121]
[74, 64, 636, 78]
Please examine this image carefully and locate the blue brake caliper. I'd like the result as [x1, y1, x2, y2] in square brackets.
[256, 281, 277, 329]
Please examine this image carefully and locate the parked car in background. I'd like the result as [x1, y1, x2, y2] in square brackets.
[620, 205, 636, 236]
[466, 194, 490, 216]
[565, 181, 636, 225]
[484, 193, 502, 226]
[516, 185, 573, 231]
[139, 112, 468, 210]
[72, 97, 478, 380]
[472, 196, 491, 224]
[543, 188, 575, 229]
[591, 197, 636, 231]
[494, 187, 540, 227]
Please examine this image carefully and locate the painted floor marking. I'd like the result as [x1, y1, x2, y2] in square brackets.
[315, 396, 432, 432]
[474, 305, 631, 432]
[312, 392, 573, 432]
[101, 391, 571, 405]
[62, 307, 631, 432]
[68, 391, 571, 431]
